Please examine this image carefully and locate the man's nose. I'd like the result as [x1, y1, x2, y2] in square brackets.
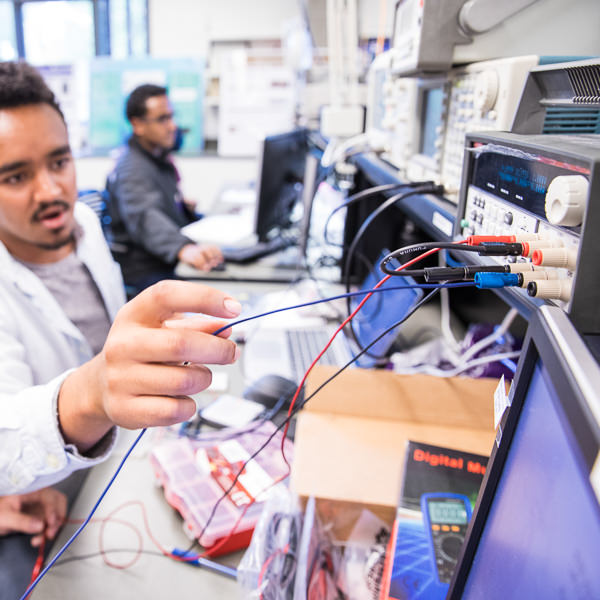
[33, 169, 61, 202]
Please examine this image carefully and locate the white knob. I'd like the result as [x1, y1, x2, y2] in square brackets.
[474, 70, 498, 113]
[545, 175, 588, 226]
[527, 278, 572, 303]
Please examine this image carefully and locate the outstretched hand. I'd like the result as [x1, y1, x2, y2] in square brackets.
[58, 280, 241, 451]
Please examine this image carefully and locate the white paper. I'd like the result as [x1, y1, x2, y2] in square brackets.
[181, 209, 255, 245]
[200, 394, 264, 428]
[494, 374, 510, 430]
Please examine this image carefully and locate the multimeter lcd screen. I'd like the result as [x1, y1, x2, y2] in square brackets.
[428, 501, 468, 525]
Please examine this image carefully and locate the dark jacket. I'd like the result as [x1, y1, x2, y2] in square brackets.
[106, 136, 196, 286]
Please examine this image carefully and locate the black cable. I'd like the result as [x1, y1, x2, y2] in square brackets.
[343, 186, 444, 357]
[53, 548, 166, 566]
[260, 512, 301, 598]
[52, 548, 238, 579]
[344, 187, 443, 288]
[195, 286, 441, 546]
[322, 181, 433, 246]
[379, 241, 524, 278]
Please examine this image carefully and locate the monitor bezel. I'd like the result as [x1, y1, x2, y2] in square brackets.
[253, 127, 309, 243]
[447, 305, 600, 598]
[298, 150, 322, 259]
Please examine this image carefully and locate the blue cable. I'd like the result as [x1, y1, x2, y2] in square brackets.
[19, 428, 147, 600]
[501, 358, 518, 373]
[170, 548, 238, 579]
[20, 280, 477, 598]
[212, 281, 475, 336]
[443, 250, 465, 268]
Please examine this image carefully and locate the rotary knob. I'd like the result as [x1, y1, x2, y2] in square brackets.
[474, 70, 499, 113]
[545, 175, 588, 227]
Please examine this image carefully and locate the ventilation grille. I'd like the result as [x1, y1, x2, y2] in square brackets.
[566, 64, 600, 103]
[543, 106, 600, 134]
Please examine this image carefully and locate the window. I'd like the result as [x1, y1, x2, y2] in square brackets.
[23, 1, 95, 64]
[110, 0, 148, 59]
[0, 1, 18, 60]
[6, 0, 148, 64]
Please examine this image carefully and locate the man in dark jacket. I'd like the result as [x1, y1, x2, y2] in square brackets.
[107, 84, 223, 293]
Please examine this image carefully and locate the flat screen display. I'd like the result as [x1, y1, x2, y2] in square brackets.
[461, 361, 600, 599]
[254, 128, 308, 242]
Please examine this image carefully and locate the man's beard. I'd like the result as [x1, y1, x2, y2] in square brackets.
[34, 231, 75, 251]
[31, 200, 75, 251]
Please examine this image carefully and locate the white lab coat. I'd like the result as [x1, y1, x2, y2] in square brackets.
[0, 202, 126, 494]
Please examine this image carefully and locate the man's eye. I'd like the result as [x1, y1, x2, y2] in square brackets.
[51, 157, 71, 170]
[3, 172, 26, 185]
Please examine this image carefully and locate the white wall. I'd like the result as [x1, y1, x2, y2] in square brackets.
[357, 0, 397, 39]
[149, 0, 302, 58]
[149, 0, 398, 58]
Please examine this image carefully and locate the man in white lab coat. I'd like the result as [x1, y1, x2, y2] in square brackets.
[0, 61, 241, 595]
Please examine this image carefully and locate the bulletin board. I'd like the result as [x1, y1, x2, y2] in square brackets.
[89, 57, 205, 153]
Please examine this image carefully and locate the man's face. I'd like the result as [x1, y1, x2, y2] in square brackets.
[132, 94, 177, 152]
[0, 104, 77, 263]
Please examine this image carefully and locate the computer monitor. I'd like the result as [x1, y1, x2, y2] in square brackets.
[448, 305, 600, 599]
[254, 128, 309, 242]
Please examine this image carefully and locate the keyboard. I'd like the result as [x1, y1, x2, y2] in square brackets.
[222, 236, 294, 264]
[286, 328, 340, 381]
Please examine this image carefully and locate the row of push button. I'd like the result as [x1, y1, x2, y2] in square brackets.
[431, 524, 461, 532]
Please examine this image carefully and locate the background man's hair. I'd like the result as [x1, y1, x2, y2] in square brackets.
[125, 84, 168, 122]
[0, 61, 65, 121]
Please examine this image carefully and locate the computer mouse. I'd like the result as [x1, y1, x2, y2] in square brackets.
[243, 374, 303, 410]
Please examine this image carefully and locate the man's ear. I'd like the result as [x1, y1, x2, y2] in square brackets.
[130, 117, 145, 137]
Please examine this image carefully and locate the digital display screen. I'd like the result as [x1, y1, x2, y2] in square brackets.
[420, 87, 444, 158]
[428, 500, 468, 525]
[471, 149, 588, 223]
[462, 361, 600, 598]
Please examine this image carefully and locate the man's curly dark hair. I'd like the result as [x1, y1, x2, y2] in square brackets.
[0, 61, 65, 121]
[125, 83, 167, 122]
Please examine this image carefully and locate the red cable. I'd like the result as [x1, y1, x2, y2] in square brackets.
[257, 544, 289, 600]
[68, 501, 188, 568]
[203, 244, 460, 564]
[28, 535, 46, 588]
[62, 243, 464, 572]
[279, 245, 444, 465]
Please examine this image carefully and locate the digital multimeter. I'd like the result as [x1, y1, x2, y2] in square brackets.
[420, 492, 472, 584]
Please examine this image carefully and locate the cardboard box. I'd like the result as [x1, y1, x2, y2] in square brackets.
[290, 366, 499, 537]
